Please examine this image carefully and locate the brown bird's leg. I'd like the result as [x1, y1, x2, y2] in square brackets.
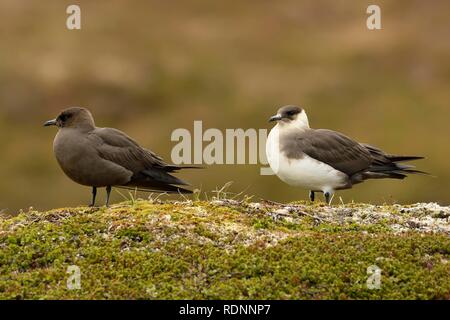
[309, 191, 315, 202]
[105, 186, 112, 207]
[90, 187, 97, 207]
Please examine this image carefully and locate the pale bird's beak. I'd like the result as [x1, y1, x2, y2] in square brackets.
[269, 114, 282, 122]
[44, 119, 57, 127]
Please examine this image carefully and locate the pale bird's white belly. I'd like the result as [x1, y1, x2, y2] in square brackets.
[266, 126, 347, 192]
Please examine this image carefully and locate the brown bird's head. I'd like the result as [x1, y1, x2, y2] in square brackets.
[44, 107, 95, 130]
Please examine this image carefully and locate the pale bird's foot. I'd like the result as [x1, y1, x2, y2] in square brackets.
[323, 192, 331, 206]
[324, 191, 333, 206]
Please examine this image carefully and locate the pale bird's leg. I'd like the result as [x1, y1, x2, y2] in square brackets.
[324, 191, 334, 206]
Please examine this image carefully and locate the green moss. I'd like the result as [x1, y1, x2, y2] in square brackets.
[0, 200, 448, 299]
[252, 217, 274, 230]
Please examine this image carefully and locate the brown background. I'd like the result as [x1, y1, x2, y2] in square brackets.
[0, 0, 449, 214]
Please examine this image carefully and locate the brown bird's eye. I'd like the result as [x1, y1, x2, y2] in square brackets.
[59, 113, 72, 122]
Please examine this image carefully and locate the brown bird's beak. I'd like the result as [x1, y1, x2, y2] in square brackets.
[44, 119, 57, 127]
[269, 114, 282, 122]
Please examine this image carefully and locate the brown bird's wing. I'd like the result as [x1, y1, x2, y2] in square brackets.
[90, 127, 167, 171]
[283, 129, 373, 177]
[88, 127, 192, 192]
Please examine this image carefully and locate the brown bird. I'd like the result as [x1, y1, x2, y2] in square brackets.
[45, 107, 195, 207]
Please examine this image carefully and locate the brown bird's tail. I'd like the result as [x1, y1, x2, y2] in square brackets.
[119, 184, 193, 194]
[121, 165, 201, 194]
[163, 165, 204, 172]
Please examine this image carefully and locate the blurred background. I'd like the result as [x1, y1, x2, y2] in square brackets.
[0, 0, 449, 214]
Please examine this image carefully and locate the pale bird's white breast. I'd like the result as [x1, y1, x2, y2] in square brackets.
[266, 126, 347, 192]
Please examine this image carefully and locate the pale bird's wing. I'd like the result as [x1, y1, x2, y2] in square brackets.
[284, 129, 373, 177]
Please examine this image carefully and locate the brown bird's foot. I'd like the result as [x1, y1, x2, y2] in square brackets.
[309, 191, 315, 202]
[105, 186, 112, 207]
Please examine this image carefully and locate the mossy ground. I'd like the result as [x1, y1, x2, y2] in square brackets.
[0, 199, 449, 299]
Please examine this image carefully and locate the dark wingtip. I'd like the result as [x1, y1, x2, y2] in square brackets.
[402, 169, 431, 175]
[388, 155, 425, 162]
[117, 185, 194, 194]
[179, 165, 205, 169]
[165, 165, 205, 172]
